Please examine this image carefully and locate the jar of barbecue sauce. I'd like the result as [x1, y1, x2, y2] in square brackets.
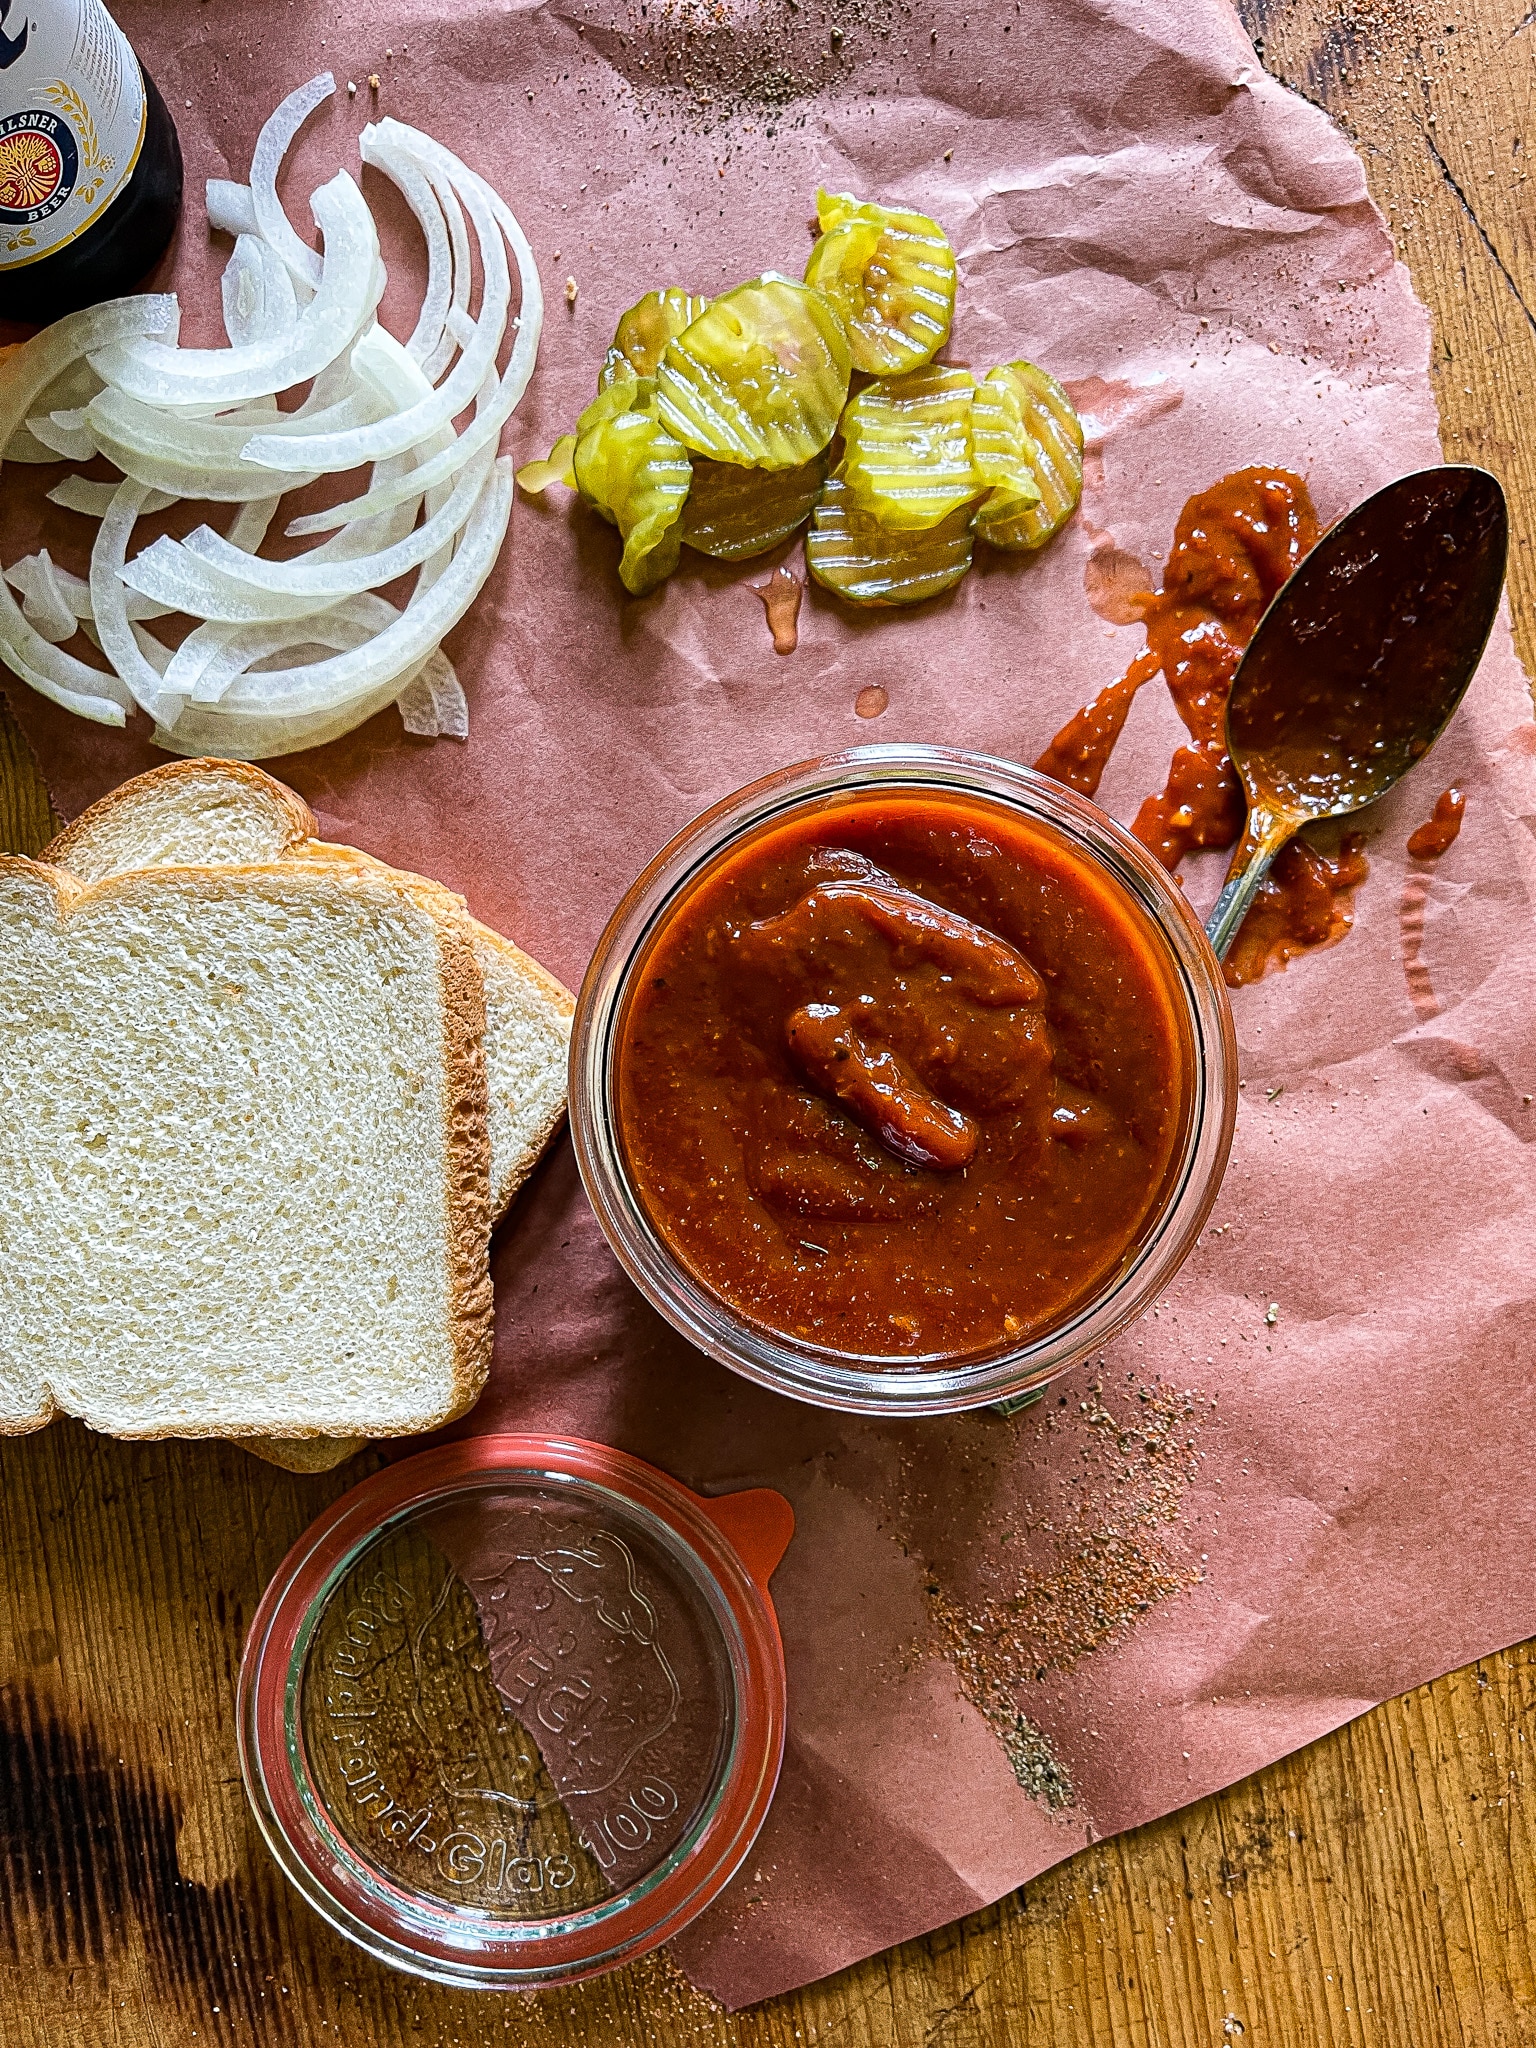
[571, 745, 1239, 1416]
[0, 0, 182, 324]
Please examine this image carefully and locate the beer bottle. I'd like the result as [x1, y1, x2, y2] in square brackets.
[0, 0, 182, 325]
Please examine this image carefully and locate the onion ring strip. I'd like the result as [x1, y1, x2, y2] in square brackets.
[242, 136, 510, 473]
[89, 172, 379, 410]
[251, 73, 334, 289]
[0, 296, 177, 726]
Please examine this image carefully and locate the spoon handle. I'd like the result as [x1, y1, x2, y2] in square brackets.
[1205, 812, 1295, 964]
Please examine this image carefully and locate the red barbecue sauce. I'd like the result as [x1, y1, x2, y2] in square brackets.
[615, 793, 1191, 1363]
[1036, 467, 1369, 984]
[1407, 786, 1466, 859]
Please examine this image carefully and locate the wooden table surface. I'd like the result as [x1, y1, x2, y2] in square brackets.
[4, 1, 1535, 2041]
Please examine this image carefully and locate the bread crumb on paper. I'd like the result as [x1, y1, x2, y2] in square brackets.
[565, 275, 579, 306]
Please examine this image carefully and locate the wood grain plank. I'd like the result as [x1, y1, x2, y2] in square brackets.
[3, 0, 1535, 2042]
[0, 691, 59, 854]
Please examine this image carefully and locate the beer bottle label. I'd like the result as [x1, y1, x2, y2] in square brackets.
[0, 0, 147, 270]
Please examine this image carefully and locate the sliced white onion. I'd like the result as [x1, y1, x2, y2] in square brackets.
[124, 448, 493, 622]
[169, 592, 395, 705]
[222, 234, 300, 348]
[90, 172, 379, 411]
[243, 138, 510, 474]
[48, 474, 174, 518]
[270, 123, 544, 524]
[396, 649, 467, 738]
[0, 295, 177, 728]
[251, 74, 335, 289]
[6, 544, 166, 624]
[1, 87, 540, 760]
[81, 614, 175, 677]
[90, 482, 180, 723]
[200, 458, 510, 720]
[3, 424, 60, 463]
[365, 145, 454, 371]
[85, 387, 321, 502]
[5, 551, 78, 643]
[282, 373, 484, 537]
[206, 177, 259, 238]
[152, 595, 447, 758]
[24, 407, 97, 460]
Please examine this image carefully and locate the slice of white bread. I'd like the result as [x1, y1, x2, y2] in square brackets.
[44, 761, 573, 1474]
[45, 762, 576, 1226]
[0, 857, 493, 1440]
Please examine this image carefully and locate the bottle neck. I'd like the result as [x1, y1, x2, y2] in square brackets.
[0, 0, 148, 274]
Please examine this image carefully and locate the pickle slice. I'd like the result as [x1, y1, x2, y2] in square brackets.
[681, 454, 827, 560]
[840, 365, 982, 531]
[973, 362, 1083, 552]
[655, 275, 852, 470]
[572, 385, 692, 594]
[969, 373, 1042, 507]
[514, 433, 577, 494]
[571, 378, 656, 525]
[599, 287, 710, 389]
[803, 190, 957, 376]
[805, 471, 974, 605]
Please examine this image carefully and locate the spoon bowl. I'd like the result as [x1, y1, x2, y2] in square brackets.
[1206, 464, 1507, 960]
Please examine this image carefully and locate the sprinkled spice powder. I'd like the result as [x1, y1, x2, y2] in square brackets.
[581, 0, 898, 137]
[896, 1375, 1207, 1804]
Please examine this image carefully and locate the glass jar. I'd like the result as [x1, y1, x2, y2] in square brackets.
[571, 743, 1237, 1416]
[238, 1437, 791, 1988]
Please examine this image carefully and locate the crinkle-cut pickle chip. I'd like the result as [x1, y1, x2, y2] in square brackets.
[681, 454, 828, 561]
[974, 361, 1083, 552]
[806, 472, 974, 606]
[969, 374, 1043, 508]
[804, 189, 957, 377]
[600, 287, 710, 389]
[840, 364, 982, 532]
[570, 377, 657, 525]
[515, 432, 577, 494]
[655, 274, 852, 470]
[572, 388, 692, 594]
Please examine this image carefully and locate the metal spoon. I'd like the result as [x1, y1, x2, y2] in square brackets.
[1205, 465, 1508, 961]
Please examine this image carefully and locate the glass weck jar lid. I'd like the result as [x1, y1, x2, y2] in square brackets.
[237, 1436, 792, 1988]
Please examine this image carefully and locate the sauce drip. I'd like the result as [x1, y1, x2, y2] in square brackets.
[751, 564, 803, 654]
[1033, 650, 1159, 797]
[1407, 786, 1466, 859]
[1036, 467, 1367, 983]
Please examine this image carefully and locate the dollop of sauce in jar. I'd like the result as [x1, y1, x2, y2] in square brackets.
[615, 793, 1191, 1363]
[1036, 467, 1368, 984]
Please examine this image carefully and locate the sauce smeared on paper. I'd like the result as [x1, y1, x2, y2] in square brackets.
[1222, 834, 1369, 987]
[1407, 786, 1466, 859]
[1037, 467, 1368, 983]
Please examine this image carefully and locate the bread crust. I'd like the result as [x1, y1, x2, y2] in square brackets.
[0, 856, 494, 1442]
[433, 906, 496, 1428]
[44, 759, 319, 878]
[243, 1435, 367, 1473]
